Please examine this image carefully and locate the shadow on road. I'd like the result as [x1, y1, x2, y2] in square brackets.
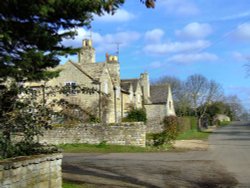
[63, 163, 161, 188]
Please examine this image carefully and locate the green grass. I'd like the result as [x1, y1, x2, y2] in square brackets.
[63, 181, 82, 188]
[218, 121, 231, 126]
[58, 143, 167, 153]
[177, 129, 211, 140]
[63, 181, 95, 188]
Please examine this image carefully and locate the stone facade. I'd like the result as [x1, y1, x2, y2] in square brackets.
[214, 114, 231, 122]
[0, 153, 62, 188]
[29, 38, 175, 124]
[145, 104, 165, 133]
[39, 123, 146, 147]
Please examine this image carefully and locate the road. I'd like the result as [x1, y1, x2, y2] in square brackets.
[209, 121, 250, 187]
[62, 122, 250, 188]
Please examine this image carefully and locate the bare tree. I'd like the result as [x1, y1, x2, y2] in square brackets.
[224, 95, 244, 120]
[153, 76, 182, 98]
[185, 74, 223, 130]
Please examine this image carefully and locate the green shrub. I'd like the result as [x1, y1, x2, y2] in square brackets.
[177, 116, 198, 132]
[218, 120, 230, 126]
[177, 117, 191, 133]
[163, 116, 179, 141]
[122, 108, 147, 123]
[147, 116, 178, 147]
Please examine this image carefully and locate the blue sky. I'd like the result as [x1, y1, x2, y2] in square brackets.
[61, 0, 250, 109]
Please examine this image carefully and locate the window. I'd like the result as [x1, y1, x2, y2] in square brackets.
[65, 82, 77, 95]
[169, 101, 172, 109]
[104, 81, 108, 94]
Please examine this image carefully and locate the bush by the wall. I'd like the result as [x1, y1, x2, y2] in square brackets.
[147, 116, 178, 147]
[122, 108, 147, 123]
[177, 117, 191, 133]
[177, 116, 197, 132]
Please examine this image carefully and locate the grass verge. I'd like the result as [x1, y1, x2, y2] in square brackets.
[63, 181, 94, 188]
[177, 129, 211, 140]
[58, 143, 171, 153]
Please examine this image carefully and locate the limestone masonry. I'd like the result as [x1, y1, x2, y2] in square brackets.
[30, 39, 176, 124]
[40, 123, 146, 147]
[0, 153, 62, 188]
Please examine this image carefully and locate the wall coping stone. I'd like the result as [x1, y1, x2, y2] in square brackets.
[0, 153, 62, 171]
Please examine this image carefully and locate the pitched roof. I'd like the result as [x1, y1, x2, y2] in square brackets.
[121, 79, 140, 92]
[150, 85, 169, 104]
[120, 82, 131, 92]
[70, 61, 106, 82]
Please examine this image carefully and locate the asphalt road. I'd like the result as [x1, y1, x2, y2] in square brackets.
[209, 121, 250, 187]
[62, 122, 250, 188]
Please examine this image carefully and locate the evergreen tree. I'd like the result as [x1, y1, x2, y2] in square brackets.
[0, 0, 155, 82]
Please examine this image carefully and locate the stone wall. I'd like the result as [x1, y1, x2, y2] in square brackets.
[145, 104, 166, 133]
[40, 122, 146, 147]
[0, 153, 62, 188]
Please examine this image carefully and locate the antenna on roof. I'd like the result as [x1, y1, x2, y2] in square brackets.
[112, 42, 122, 61]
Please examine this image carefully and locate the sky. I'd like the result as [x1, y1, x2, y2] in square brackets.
[61, 0, 250, 109]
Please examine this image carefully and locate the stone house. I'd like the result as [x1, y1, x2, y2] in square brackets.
[213, 114, 231, 123]
[33, 39, 176, 123]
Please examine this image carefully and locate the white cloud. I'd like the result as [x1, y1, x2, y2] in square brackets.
[159, 0, 199, 16]
[232, 52, 250, 61]
[143, 40, 211, 55]
[231, 23, 250, 42]
[149, 61, 165, 69]
[94, 9, 135, 22]
[61, 28, 141, 53]
[145, 29, 165, 43]
[220, 11, 250, 21]
[167, 52, 218, 63]
[175, 22, 212, 40]
[94, 31, 141, 52]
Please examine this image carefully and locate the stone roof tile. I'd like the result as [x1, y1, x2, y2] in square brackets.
[150, 85, 169, 104]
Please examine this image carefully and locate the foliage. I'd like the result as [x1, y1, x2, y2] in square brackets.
[140, 0, 156, 8]
[0, 0, 155, 159]
[176, 129, 211, 140]
[153, 74, 224, 127]
[63, 181, 90, 188]
[149, 116, 178, 147]
[0, 0, 156, 83]
[199, 101, 233, 125]
[177, 117, 190, 132]
[0, 0, 126, 82]
[163, 116, 179, 141]
[0, 83, 105, 158]
[59, 143, 163, 153]
[217, 120, 230, 126]
[0, 83, 59, 158]
[122, 108, 147, 123]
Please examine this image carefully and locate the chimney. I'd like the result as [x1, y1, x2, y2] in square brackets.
[140, 72, 150, 103]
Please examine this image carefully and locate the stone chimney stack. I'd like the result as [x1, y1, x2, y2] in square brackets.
[140, 72, 150, 103]
[78, 39, 96, 64]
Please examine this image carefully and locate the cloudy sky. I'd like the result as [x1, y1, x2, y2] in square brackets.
[62, 0, 250, 109]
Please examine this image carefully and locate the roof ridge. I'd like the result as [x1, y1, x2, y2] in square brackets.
[69, 61, 96, 81]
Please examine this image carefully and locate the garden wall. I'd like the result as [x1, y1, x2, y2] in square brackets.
[40, 122, 146, 147]
[145, 104, 165, 133]
[0, 153, 62, 188]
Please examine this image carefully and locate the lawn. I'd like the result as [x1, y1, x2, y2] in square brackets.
[177, 129, 211, 140]
[58, 142, 167, 153]
[63, 181, 95, 188]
